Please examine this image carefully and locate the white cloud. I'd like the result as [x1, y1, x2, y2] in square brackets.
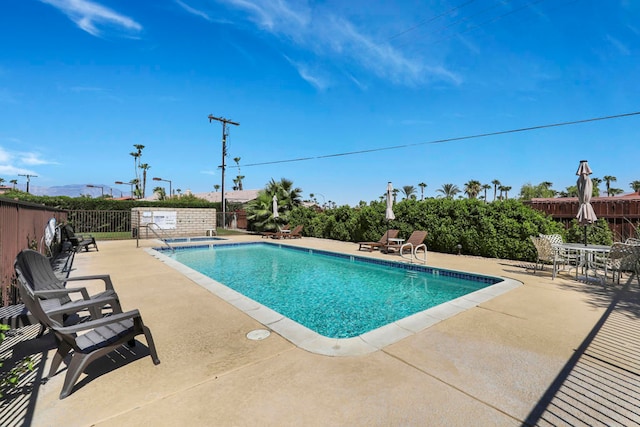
[0, 165, 38, 176]
[175, 0, 211, 21]
[0, 145, 58, 179]
[225, 0, 309, 31]
[39, 0, 142, 37]
[605, 34, 630, 56]
[20, 152, 57, 166]
[219, 0, 458, 88]
[0, 147, 11, 163]
[283, 56, 329, 90]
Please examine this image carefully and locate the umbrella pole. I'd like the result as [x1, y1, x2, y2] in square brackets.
[584, 226, 587, 246]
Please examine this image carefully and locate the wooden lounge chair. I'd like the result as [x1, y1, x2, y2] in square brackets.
[287, 225, 304, 239]
[382, 230, 428, 254]
[273, 225, 303, 239]
[261, 224, 289, 238]
[61, 224, 98, 252]
[14, 250, 159, 399]
[358, 230, 399, 252]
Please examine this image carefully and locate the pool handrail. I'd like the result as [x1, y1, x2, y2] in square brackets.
[145, 223, 175, 252]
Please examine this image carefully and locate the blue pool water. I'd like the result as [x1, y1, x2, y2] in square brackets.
[168, 243, 500, 339]
[163, 236, 225, 243]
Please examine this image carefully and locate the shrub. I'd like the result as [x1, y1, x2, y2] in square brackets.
[288, 199, 565, 261]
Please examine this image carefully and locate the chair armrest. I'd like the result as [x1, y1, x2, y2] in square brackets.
[42, 296, 120, 318]
[34, 287, 91, 300]
[55, 309, 141, 334]
[64, 274, 114, 291]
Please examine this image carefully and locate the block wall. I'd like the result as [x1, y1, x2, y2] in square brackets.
[131, 207, 217, 238]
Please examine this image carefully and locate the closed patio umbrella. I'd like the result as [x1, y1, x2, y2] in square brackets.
[385, 182, 395, 245]
[386, 182, 395, 221]
[576, 160, 597, 245]
[272, 194, 279, 219]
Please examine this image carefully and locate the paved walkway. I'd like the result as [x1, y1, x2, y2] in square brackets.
[2, 235, 638, 426]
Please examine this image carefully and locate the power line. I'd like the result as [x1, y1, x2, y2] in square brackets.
[243, 111, 640, 168]
[392, 0, 517, 47]
[387, 0, 479, 41]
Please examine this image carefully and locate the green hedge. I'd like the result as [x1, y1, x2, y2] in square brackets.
[286, 199, 613, 262]
[1, 191, 219, 210]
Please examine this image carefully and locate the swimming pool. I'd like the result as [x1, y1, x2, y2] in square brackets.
[163, 236, 225, 243]
[149, 242, 520, 356]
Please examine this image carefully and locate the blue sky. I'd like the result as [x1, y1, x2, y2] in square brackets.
[1, 0, 639, 204]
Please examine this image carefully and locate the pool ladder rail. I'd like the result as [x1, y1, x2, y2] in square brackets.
[399, 242, 427, 264]
[145, 223, 175, 252]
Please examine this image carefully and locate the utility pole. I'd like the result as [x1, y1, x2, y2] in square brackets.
[208, 115, 239, 229]
[18, 174, 38, 193]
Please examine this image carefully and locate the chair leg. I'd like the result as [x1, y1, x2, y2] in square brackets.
[49, 339, 72, 378]
[143, 326, 161, 365]
[59, 353, 91, 399]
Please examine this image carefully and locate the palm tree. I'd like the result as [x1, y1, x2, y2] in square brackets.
[630, 180, 640, 194]
[401, 185, 416, 200]
[591, 177, 602, 197]
[213, 184, 220, 192]
[418, 182, 427, 200]
[130, 178, 140, 198]
[609, 188, 624, 196]
[129, 144, 144, 198]
[139, 163, 150, 198]
[0, 177, 5, 186]
[481, 184, 491, 203]
[153, 186, 166, 201]
[247, 178, 302, 231]
[265, 178, 303, 211]
[500, 185, 512, 200]
[392, 188, 399, 203]
[491, 179, 501, 201]
[233, 157, 244, 190]
[603, 175, 617, 197]
[464, 180, 482, 199]
[436, 183, 460, 199]
[562, 185, 579, 197]
[9, 179, 17, 189]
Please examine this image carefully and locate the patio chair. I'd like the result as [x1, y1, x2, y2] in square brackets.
[61, 224, 98, 252]
[14, 261, 160, 399]
[273, 225, 303, 239]
[382, 230, 428, 255]
[539, 233, 579, 275]
[261, 224, 289, 238]
[625, 238, 640, 245]
[358, 230, 399, 252]
[14, 249, 120, 320]
[530, 236, 569, 279]
[589, 242, 640, 286]
[286, 224, 304, 239]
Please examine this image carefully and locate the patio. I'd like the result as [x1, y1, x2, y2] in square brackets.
[2, 235, 639, 426]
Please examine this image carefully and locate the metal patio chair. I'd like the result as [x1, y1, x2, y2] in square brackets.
[590, 242, 640, 286]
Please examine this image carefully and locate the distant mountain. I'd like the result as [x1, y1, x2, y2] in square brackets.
[29, 184, 116, 198]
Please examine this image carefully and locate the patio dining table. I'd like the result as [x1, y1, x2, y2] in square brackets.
[552, 242, 611, 280]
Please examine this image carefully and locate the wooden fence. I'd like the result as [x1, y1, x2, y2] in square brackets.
[526, 196, 640, 241]
[0, 198, 67, 305]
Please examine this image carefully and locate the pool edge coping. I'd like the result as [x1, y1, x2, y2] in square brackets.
[144, 245, 522, 357]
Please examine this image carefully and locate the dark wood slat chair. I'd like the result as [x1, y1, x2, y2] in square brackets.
[358, 230, 399, 252]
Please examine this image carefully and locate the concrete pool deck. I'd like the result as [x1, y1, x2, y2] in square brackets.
[7, 235, 640, 426]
